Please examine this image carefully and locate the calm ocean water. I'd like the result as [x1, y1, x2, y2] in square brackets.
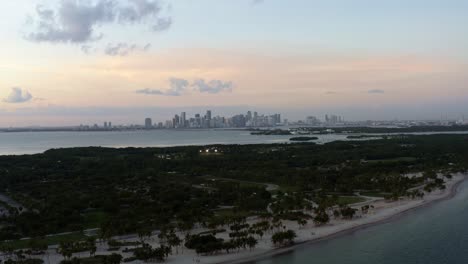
[2, 130, 468, 156]
[255, 180, 468, 264]
[0, 130, 349, 155]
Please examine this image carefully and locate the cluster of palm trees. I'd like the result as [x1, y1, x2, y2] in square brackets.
[57, 238, 97, 260]
[130, 243, 171, 262]
[271, 230, 297, 247]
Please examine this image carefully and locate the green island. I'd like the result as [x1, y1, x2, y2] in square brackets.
[0, 134, 467, 263]
[346, 135, 384, 139]
[342, 125, 468, 133]
[250, 129, 292, 135]
[252, 125, 468, 136]
[289, 137, 319, 141]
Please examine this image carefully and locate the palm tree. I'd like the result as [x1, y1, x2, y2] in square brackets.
[87, 237, 97, 256]
[167, 232, 182, 254]
[57, 242, 72, 261]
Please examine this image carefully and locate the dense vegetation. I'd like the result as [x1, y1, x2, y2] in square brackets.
[252, 125, 468, 135]
[289, 137, 318, 141]
[250, 129, 292, 135]
[0, 134, 467, 247]
[323, 125, 468, 134]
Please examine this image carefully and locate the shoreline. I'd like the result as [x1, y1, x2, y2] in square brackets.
[220, 174, 466, 264]
[5, 175, 464, 264]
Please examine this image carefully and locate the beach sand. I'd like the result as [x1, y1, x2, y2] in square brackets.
[19, 174, 466, 264]
[170, 173, 466, 264]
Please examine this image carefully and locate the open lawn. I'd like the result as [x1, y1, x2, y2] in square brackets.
[0, 232, 89, 250]
[336, 196, 368, 205]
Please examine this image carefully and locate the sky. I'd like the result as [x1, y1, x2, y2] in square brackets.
[1, 0, 468, 126]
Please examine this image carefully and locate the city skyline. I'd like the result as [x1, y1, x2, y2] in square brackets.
[1, 0, 468, 126]
[2, 103, 468, 128]
[5, 107, 465, 131]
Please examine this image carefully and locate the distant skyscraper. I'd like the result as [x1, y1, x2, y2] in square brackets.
[181, 112, 186, 128]
[195, 114, 201, 128]
[273, 114, 281, 125]
[325, 114, 339, 125]
[206, 110, 212, 128]
[253, 112, 258, 126]
[173, 114, 180, 128]
[247, 111, 252, 122]
[145, 118, 152, 129]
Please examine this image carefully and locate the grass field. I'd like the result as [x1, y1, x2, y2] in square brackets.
[336, 196, 367, 205]
[82, 211, 108, 229]
[360, 192, 389, 198]
[366, 157, 418, 164]
[0, 232, 90, 250]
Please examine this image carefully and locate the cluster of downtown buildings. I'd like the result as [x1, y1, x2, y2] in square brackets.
[76, 112, 348, 131]
[67, 112, 467, 132]
[145, 110, 282, 129]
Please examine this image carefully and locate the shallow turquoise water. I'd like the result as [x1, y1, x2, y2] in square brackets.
[256, 180, 468, 264]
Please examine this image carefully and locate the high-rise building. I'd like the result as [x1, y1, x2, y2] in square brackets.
[180, 112, 186, 128]
[253, 112, 259, 126]
[271, 114, 281, 125]
[173, 115, 180, 128]
[205, 110, 212, 128]
[325, 114, 340, 125]
[306, 116, 319, 125]
[145, 118, 152, 129]
[246, 111, 252, 122]
[195, 114, 201, 128]
[231, 114, 246, 127]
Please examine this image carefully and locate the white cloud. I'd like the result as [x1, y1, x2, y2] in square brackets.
[192, 79, 233, 94]
[136, 78, 234, 96]
[368, 89, 385, 94]
[3, 87, 33, 103]
[136, 78, 189, 96]
[26, 0, 171, 44]
[104, 42, 151, 56]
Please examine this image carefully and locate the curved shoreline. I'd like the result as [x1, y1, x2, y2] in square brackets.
[222, 175, 466, 264]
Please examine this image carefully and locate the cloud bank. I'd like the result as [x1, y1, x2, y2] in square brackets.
[136, 78, 234, 96]
[26, 0, 171, 44]
[368, 89, 385, 94]
[104, 42, 151, 56]
[3, 87, 33, 103]
[136, 78, 190, 96]
[193, 79, 233, 94]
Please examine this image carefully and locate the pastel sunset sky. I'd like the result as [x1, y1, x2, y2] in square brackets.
[1, 0, 468, 126]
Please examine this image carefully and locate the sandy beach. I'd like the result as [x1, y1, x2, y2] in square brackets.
[169, 173, 466, 264]
[14, 173, 465, 264]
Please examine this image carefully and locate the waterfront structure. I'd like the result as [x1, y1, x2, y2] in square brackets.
[145, 118, 153, 129]
[180, 112, 187, 128]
